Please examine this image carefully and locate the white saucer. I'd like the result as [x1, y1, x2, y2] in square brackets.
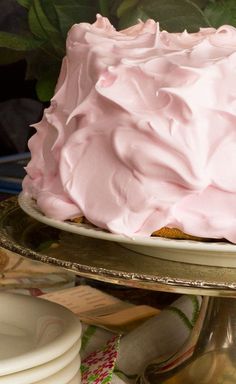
[0, 292, 81, 376]
[67, 371, 81, 384]
[0, 340, 81, 384]
[18, 193, 236, 267]
[35, 355, 81, 384]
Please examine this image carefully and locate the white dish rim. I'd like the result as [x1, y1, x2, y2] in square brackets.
[33, 354, 81, 384]
[0, 340, 81, 384]
[18, 193, 236, 254]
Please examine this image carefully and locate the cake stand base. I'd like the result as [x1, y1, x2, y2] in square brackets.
[138, 296, 236, 383]
[2, 198, 236, 384]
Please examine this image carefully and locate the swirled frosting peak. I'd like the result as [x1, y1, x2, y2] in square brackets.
[23, 15, 236, 242]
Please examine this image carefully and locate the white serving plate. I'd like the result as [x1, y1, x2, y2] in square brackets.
[18, 193, 236, 267]
[0, 340, 81, 384]
[0, 292, 81, 376]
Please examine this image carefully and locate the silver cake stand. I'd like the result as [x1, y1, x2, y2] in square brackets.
[1, 197, 236, 383]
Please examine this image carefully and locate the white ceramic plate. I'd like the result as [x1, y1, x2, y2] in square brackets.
[18, 193, 236, 267]
[34, 354, 81, 384]
[0, 340, 81, 384]
[0, 292, 82, 376]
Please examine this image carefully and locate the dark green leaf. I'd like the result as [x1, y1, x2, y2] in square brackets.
[25, 46, 61, 80]
[117, 0, 139, 18]
[26, 0, 99, 56]
[109, 0, 124, 15]
[28, 2, 51, 39]
[24, 0, 100, 100]
[99, 0, 110, 17]
[30, 0, 60, 40]
[0, 31, 42, 51]
[17, 0, 33, 9]
[53, 1, 98, 38]
[118, 0, 211, 32]
[40, 1, 61, 33]
[118, 7, 149, 29]
[25, 46, 61, 100]
[28, 0, 65, 56]
[36, 71, 58, 101]
[204, 0, 236, 28]
[0, 48, 25, 65]
[191, 0, 209, 9]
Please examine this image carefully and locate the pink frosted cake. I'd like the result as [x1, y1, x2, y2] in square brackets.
[23, 15, 236, 243]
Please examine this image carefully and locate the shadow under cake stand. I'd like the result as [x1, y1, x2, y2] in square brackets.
[1, 197, 236, 383]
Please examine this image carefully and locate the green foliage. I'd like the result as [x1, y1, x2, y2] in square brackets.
[0, 0, 99, 101]
[204, 0, 236, 28]
[1, 0, 236, 101]
[117, 0, 211, 31]
[36, 69, 58, 102]
[98, 0, 110, 18]
[117, 0, 139, 18]
[17, 0, 32, 9]
[0, 31, 42, 51]
[0, 49, 26, 65]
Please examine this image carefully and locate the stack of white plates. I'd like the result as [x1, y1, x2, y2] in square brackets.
[0, 292, 82, 384]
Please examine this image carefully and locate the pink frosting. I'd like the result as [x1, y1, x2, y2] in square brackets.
[23, 15, 236, 242]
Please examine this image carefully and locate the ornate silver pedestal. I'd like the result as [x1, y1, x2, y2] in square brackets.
[138, 296, 236, 383]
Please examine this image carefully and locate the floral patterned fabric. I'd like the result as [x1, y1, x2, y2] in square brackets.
[80, 296, 202, 384]
[81, 335, 121, 384]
